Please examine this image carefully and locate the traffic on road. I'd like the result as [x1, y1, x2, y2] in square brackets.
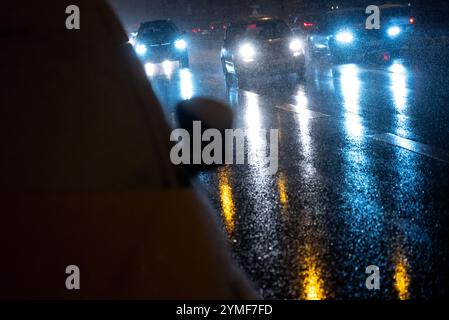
[122, 0, 449, 299]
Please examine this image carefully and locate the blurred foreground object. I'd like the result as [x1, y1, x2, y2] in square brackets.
[0, 0, 255, 299]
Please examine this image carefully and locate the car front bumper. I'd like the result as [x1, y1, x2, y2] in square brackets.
[331, 34, 415, 57]
[234, 54, 305, 76]
[138, 46, 187, 64]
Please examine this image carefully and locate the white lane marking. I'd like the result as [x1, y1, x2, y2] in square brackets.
[370, 133, 449, 163]
[275, 104, 329, 119]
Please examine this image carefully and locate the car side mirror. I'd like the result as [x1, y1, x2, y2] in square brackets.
[174, 98, 234, 174]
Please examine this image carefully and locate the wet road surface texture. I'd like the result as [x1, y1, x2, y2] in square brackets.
[146, 39, 449, 299]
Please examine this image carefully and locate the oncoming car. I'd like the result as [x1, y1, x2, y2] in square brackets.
[308, 4, 415, 63]
[220, 16, 306, 86]
[134, 19, 189, 68]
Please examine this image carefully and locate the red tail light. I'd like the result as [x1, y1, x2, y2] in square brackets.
[247, 24, 257, 29]
[303, 22, 314, 28]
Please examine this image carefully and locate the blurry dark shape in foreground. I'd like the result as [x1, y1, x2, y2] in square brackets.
[0, 0, 255, 299]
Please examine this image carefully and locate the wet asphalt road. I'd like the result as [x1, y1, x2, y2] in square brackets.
[147, 39, 449, 299]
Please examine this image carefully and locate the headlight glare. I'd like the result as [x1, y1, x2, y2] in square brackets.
[289, 39, 303, 52]
[239, 43, 256, 62]
[135, 44, 147, 55]
[175, 39, 187, 50]
[336, 31, 354, 44]
[387, 26, 401, 38]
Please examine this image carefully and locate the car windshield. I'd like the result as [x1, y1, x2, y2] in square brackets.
[323, 9, 367, 28]
[138, 21, 177, 40]
[232, 20, 292, 40]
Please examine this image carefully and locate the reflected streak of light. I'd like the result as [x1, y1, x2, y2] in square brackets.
[244, 92, 266, 164]
[295, 105, 317, 177]
[339, 65, 364, 141]
[218, 168, 236, 234]
[340, 64, 361, 114]
[179, 69, 194, 100]
[394, 254, 410, 300]
[345, 113, 364, 140]
[299, 115, 311, 157]
[245, 91, 261, 130]
[295, 104, 312, 158]
[301, 249, 326, 300]
[396, 114, 409, 137]
[389, 63, 410, 136]
[144, 63, 156, 77]
[389, 63, 408, 113]
[277, 173, 288, 210]
[295, 87, 309, 110]
[162, 60, 174, 78]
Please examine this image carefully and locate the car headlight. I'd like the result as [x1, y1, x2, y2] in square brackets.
[289, 39, 303, 53]
[335, 31, 354, 44]
[135, 44, 147, 55]
[387, 26, 401, 38]
[175, 39, 187, 50]
[239, 43, 256, 62]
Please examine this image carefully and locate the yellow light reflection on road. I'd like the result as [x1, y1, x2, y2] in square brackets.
[218, 168, 236, 234]
[394, 254, 410, 300]
[302, 254, 326, 300]
[277, 172, 288, 210]
[300, 245, 326, 300]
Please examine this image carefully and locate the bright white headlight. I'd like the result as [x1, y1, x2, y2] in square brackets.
[239, 43, 256, 62]
[289, 39, 303, 52]
[135, 44, 147, 55]
[144, 63, 156, 76]
[387, 26, 401, 38]
[175, 39, 187, 50]
[336, 31, 354, 43]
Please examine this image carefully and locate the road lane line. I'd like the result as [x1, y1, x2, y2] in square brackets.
[275, 104, 329, 119]
[370, 133, 449, 163]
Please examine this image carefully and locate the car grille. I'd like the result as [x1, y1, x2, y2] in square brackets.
[261, 40, 291, 60]
[149, 44, 171, 56]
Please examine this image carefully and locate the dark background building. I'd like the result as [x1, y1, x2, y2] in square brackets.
[108, 0, 313, 31]
[108, 0, 446, 31]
